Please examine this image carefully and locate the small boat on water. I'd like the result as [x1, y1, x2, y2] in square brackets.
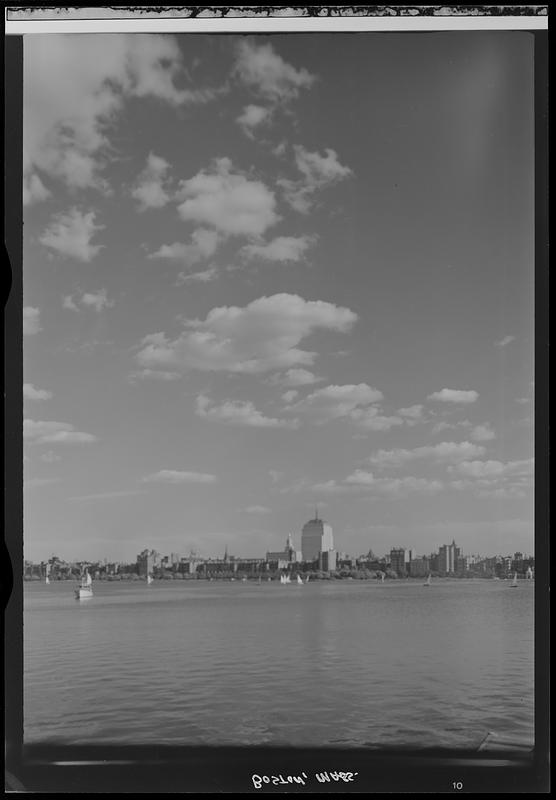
[297, 574, 304, 585]
[75, 570, 93, 600]
[147, 574, 153, 585]
[305, 575, 310, 584]
[510, 572, 519, 588]
[45, 575, 50, 585]
[424, 574, 432, 587]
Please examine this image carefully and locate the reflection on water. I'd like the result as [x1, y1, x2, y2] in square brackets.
[24, 579, 534, 748]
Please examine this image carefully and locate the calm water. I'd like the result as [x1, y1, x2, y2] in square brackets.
[24, 578, 534, 749]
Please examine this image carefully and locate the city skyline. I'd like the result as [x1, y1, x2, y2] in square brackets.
[23, 31, 534, 563]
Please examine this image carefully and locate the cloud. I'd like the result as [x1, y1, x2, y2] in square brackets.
[495, 335, 516, 347]
[131, 152, 172, 210]
[80, 289, 114, 312]
[427, 388, 479, 404]
[40, 208, 104, 262]
[470, 423, 496, 442]
[24, 419, 97, 445]
[136, 293, 357, 375]
[233, 40, 316, 103]
[279, 145, 352, 213]
[23, 307, 42, 336]
[311, 472, 443, 497]
[143, 469, 217, 485]
[348, 409, 405, 432]
[282, 390, 299, 403]
[24, 477, 61, 489]
[128, 369, 181, 382]
[23, 172, 51, 205]
[24, 383, 53, 401]
[176, 157, 280, 237]
[241, 235, 316, 263]
[40, 450, 61, 463]
[431, 419, 472, 434]
[290, 383, 384, 424]
[176, 266, 220, 284]
[63, 295, 80, 311]
[242, 505, 272, 514]
[449, 458, 533, 499]
[196, 394, 299, 429]
[397, 404, 425, 423]
[269, 368, 323, 387]
[268, 470, 283, 484]
[368, 441, 487, 469]
[149, 228, 221, 265]
[24, 34, 218, 197]
[236, 104, 272, 138]
[450, 458, 533, 479]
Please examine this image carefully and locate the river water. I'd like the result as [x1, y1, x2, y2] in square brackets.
[23, 578, 534, 749]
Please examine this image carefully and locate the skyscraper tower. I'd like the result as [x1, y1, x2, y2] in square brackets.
[301, 512, 334, 562]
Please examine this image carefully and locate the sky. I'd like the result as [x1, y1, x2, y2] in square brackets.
[21, 30, 535, 563]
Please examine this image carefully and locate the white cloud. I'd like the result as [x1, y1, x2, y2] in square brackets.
[495, 335, 516, 347]
[279, 145, 352, 213]
[269, 368, 323, 387]
[136, 293, 357, 375]
[40, 208, 104, 262]
[282, 390, 299, 403]
[269, 470, 283, 484]
[312, 472, 443, 497]
[23, 307, 42, 336]
[241, 235, 316, 263]
[233, 40, 316, 103]
[236, 104, 272, 138]
[81, 289, 114, 312]
[23, 172, 51, 205]
[427, 388, 479, 404]
[368, 441, 487, 469]
[131, 152, 171, 211]
[349, 409, 405, 432]
[470, 423, 496, 442]
[196, 394, 299, 429]
[128, 369, 181, 382]
[431, 419, 472, 434]
[149, 228, 221, 265]
[176, 157, 280, 237]
[176, 266, 220, 284]
[24, 419, 97, 445]
[24, 383, 53, 401]
[289, 383, 384, 424]
[397, 404, 425, 424]
[450, 458, 533, 479]
[24, 34, 218, 197]
[143, 469, 217, 484]
[63, 295, 80, 311]
[242, 505, 272, 514]
[448, 458, 533, 499]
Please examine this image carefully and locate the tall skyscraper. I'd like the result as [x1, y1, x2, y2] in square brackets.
[301, 513, 334, 562]
[390, 547, 406, 577]
[438, 540, 460, 574]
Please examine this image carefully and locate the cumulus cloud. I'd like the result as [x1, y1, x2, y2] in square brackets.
[23, 172, 51, 205]
[176, 157, 280, 237]
[196, 394, 299, 429]
[176, 266, 220, 284]
[24, 34, 218, 197]
[268, 368, 323, 387]
[143, 469, 217, 484]
[449, 457, 533, 499]
[312, 472, 443, 497]
[24, 419, 97, 445]
[40, 208, 104, 262]
[236, 104, 272, 138]
[23, 383, 53, 401]
[136, 293, 357, 375]
[241, 235, 316, 263]
[80, 289, 114, 312]
[128, 369, 181, 382]
[279, 145, 352, 213]
[427, 388, 479, 404]
[470, 423, 496, 442]
[348, 409, 405, 432]
[368, 441, 487, 469]
[494, 335, 516, 347]
[282, 390, 299, 403]
[450, 458, 533, 479]
[289, 383, 384, 424]
[23, 307, 42, 336]
[131, 152, 172, 210]
[233, 40, 316, 103]
[149, 228, 221, 265]
[397, 404, 425, 424]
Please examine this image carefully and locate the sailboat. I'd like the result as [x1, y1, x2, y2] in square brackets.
[147, 574, 153, 585]
[45, 575, 50, 585]
[305, 575, 310, 584]
[510, 572, 519, 588]
[75, 570, 93, 600]
[423, 574, 432, 587]
[297, 574, 304, 585]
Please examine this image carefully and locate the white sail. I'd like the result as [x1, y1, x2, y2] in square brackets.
[511, 572, 518, 587]
[45, 576, 50, 585]
[85, 571, 92, 586]
[424, 574, 431, 586]
[297, 574, 303, 585]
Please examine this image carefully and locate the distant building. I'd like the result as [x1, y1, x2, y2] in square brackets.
[319, 549, 337, 572]
[409, 556, 429, 578]
[301, 514, 333, 562]
[438, 541, 460, 575]
[267, 533, 301, 566]
[390, 547, 406, 577]
[136, 549, 160, 577]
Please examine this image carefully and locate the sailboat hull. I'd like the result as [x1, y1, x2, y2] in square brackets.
[75, 586, 93, 599]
